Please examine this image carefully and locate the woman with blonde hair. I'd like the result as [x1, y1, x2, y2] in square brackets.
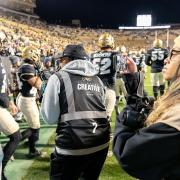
[113, 35, 180, 180]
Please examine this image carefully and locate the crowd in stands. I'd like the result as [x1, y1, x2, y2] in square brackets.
[0, 13, 180, 57]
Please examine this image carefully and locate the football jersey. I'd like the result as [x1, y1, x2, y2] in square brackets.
[42, 68, 54, 81]
[0, 58, 9, 108]
[133, 55, 145, 71]
[91, 51, 120, 89]
[17, 63, 37, 97]
[145, 48, 169, 73]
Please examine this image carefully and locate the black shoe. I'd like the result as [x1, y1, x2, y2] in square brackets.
[26, 150, 41, 159]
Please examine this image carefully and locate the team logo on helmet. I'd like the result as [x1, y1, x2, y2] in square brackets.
[98, 33, 115, 49]
[22, 46, 40, 62]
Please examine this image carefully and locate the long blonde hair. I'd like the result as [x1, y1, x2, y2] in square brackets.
[146, 78, 180, 125]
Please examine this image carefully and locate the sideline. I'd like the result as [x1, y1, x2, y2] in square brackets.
[4, 120, 56, 180]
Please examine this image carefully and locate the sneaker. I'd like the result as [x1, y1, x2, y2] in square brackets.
[15, 112, 24, 122]
[26, 150, 41, 159]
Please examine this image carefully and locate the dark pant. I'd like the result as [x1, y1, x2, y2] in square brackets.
[2, 130, 21, 172]
[21, 128, 39, 153]
[50, 147, 109, 180]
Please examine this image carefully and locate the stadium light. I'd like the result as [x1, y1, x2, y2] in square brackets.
[119, 14, 170, 30]
[118, 25, 171, 30]
[137, 15, 152, 27]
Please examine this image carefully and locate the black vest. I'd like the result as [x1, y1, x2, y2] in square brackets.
[55, 71, 110, 155]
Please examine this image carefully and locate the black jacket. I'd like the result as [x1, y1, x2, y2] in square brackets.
[113, 104, 180, 180]
[113, 71, 180, 180]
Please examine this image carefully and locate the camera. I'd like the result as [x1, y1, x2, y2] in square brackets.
[133, 96, 155, 114]
[123, 95, 155, 129]
[137, 96, 155, 121]
[141, 96, 155, 109]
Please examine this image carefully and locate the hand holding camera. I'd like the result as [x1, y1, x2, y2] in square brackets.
[119, 56, 137, 74]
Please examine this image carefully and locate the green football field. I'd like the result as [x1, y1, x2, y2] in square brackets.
[2, 68, 155, 180]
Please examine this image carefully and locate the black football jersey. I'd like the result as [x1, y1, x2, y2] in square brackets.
[91, 51, 120, 89]
[145, 48, 169, 73]
[17, 63, 37, 97]
[133, 55, 145, 71]
[42, 68, 54, 81]
[0, 58, 9, 108]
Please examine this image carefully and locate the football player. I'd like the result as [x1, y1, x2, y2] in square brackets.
[91, 33, 120, 119]
[0, 58, 21, 180]
[132, 51, 147, 73]
[114, 46, 127, 115]
[145, 39, 169, 99]
[42, 57, 54, 81]
[9, 56, 23, 121]
[17, 46, 42, 158]
[9, 56, 21, 100]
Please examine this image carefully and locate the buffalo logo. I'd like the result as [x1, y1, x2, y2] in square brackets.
[82, 77, 92, 81]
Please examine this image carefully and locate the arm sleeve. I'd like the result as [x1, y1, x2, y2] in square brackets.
[40, 74, 61, 124]
[112, 53, 119, 73]
[113, 116, 180, 179]
[123, 72, 144, 97]
[145, 51, 152, 66]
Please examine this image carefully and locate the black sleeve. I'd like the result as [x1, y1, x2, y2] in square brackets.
[123, 72, 144, 97]
[113, 117, 180, 179]
[112, 53, 119, 74]
[164, 49, 169, 59]
[145, 50, 152, 66]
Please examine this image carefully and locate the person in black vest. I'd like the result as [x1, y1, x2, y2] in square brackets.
[0, 58, 21, 180]
[113, 35, 180, 180]
[41, 44, 110, 180]
[91, 33, 120, 120]
[17, 46, 42, 158]
[145, 39, 169, 99]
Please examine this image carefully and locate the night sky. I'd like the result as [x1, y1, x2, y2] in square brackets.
[36, 0, 180, 29]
